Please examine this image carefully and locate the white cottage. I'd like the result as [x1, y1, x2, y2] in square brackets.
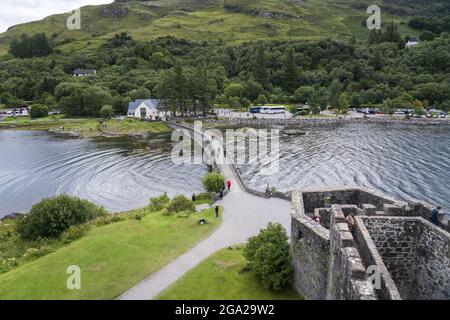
[127, 99, 162, 120]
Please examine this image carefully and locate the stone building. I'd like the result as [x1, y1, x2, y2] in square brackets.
[290, 187, 449, 300]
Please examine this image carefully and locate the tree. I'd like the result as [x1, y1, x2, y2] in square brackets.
[294, 86, 314, 104]
[16, 195, 107, 240]
[244, 80, 264, 102]
[327, 79, 343, 110]
[282, 48, 299, 93]
[380, 21, 402, 43]
[253, 45, 269, 88]
[224, 83, 245, 99]
[368, 29, 382, 44]
[310, 88, 327, 114]
[100, 105, 114, 119]
[167, 195, 195, 213]
[30, 104, 49, 119]
[381, 98, 395, 115]
[56, 83, 113, 117]
[337, 93, 350, 115]
[419, 30, 436, 42]
[202, 172, 225, 194]
[9, 33, 53, 58]
[413, 100, 425, 116]
[244, 223, 292, 291]
[129, 87, 151, 101]
[255, 94, 268, 106]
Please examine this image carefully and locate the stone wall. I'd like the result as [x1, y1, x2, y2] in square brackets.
[362, 217, 450, 300]
[414, 220, 450, 299]
[290, 191, 330, 300]
[354, 217, 402, 300]
[290, 187, 449, 300]
[326, 205, 376, 300]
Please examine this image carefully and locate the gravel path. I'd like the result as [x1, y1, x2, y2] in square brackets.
[118, 186, 291, 300]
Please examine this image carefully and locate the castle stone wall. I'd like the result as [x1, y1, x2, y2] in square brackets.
[362, 217, 450, 300]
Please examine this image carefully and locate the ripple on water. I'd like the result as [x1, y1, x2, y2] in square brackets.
[0, 131, 207, 216]
[239, 123, 450, 213]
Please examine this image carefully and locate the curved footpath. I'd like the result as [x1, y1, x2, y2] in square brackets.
[118, 122, 291, 300]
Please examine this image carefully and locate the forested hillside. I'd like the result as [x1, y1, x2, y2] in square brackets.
[0, 0, 449, 116]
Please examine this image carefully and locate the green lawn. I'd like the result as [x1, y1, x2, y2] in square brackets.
[157, 247, 301, 300]
[0, 117, 171, 137]
[0, 208, 222, 300]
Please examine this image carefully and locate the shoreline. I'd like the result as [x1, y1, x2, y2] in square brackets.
[0, 118, 173, 139]
[222, 116, 450, 127]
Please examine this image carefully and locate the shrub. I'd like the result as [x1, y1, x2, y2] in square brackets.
[149, 193, 170, 211]
[16, 195, 107, 240]
[167, 195, 195, 213]
[61, 225, 90, 243]
[202, 172, 225, 194]
[100, 105, 114, 119]
[243, 223, 292, 291]
[30, 104, 48, 119]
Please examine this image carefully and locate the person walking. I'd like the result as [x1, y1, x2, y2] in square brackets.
[226, 179, 232, 191]
[215, 206, 220, 218]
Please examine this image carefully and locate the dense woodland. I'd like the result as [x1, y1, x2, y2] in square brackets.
[1, 25, 450, 117]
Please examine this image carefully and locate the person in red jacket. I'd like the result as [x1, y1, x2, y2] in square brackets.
[226, 179, 232, 191]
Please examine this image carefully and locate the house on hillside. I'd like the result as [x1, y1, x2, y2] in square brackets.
[406, 40, 419, 48]
[127, 99, 165, 120]
[73, 69, 97, 77]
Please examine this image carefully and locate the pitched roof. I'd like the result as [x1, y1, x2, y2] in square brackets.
[73, 69, 97, 75]
[127, 99, 160, 114]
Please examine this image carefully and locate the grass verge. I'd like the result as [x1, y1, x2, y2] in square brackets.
[157, 246, 301, 300]
[0, 207, 222, 300]
[0, 117, 171, 137]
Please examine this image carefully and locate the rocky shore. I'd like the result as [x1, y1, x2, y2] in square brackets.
[225, 116, 450, 128]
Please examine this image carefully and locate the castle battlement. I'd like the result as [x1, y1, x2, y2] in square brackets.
[290, 187, 449, 300]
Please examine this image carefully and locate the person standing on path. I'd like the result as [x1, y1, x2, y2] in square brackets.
[215, 206, 220, 218]
[226, 179, 232, 191]
[431, 206, 441, 225]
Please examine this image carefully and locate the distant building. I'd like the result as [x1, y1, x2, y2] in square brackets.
[406, 40, 419, 48]
[73, 69, 97, 77]
[127, 99, 165, 120]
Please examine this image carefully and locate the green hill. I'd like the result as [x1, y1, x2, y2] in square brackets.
[1, 0, 447, 55]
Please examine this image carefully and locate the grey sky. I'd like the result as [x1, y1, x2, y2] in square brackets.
[0, 0, 113, 33]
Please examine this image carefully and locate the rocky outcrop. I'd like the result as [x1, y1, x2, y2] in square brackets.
[224, 4, 296, 19]
[99, 3, 129, 18]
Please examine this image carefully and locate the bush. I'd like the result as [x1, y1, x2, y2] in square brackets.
[167, 195, 195, 213]
[100, 105, 114, 119]
[30, 104, 48, 119]
[202, 172, 225, 194]
[149, 193, 170, 211]
[16, 195, 107, 240]
[243, 223, 292, 291]
[61, 225, 90, 243]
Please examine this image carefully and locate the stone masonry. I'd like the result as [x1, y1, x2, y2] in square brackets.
[290, 187, 450, 300]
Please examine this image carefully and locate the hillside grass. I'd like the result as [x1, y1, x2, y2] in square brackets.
[0, 117, 171, 137]
[0, 0, 422, 54]
[157, 246, 301, 300]
[0, 207, 223, 300]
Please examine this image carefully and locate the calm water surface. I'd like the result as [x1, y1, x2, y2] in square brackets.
[0, 130, 207, 217]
